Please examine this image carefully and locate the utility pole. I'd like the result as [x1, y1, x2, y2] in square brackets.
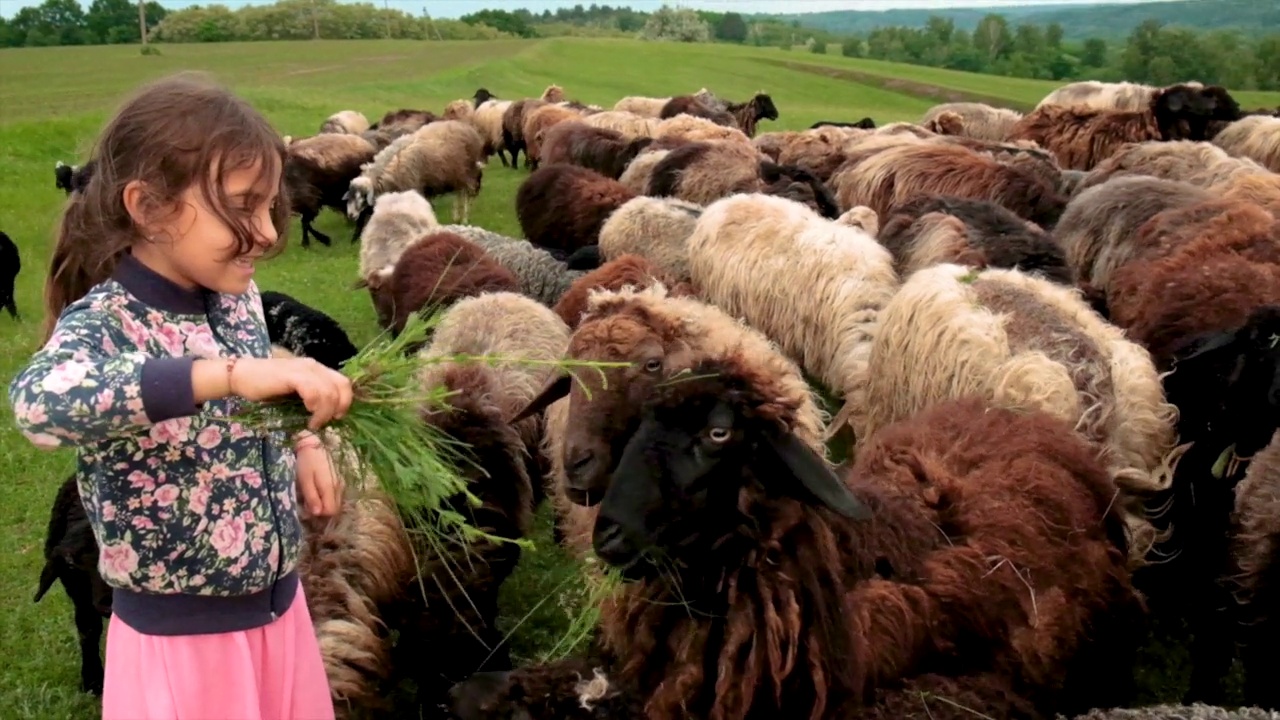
[384, 0, 392, 39]
[311, 0, 320, 39]
[138, 0, 147, 46]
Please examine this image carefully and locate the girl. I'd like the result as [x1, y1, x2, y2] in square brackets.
[9, 72, 350, 719]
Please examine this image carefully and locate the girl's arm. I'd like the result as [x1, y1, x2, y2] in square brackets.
[8, 305, 214, 449]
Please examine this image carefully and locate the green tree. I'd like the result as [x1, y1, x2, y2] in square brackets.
[459, 9, 535, 38]
[841, 37, 863, 57]
[1256, 35, 1280, 90]
[715, 11, 746, 43]
[1081, 37, 1108, 67]
[973, 13, 1012, 62]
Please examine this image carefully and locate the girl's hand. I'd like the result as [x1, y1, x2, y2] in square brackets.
[199, 357, 354, 431]
[294, 432, 341, 518]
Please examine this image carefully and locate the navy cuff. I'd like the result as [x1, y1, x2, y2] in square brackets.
[140, 357, 198, 423]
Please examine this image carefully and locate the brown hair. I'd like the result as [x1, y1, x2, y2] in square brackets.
[44, 71, 290, 342]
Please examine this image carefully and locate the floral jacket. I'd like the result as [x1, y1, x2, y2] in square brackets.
[9, 254, 300, 636]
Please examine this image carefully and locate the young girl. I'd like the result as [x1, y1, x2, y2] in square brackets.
[9, 72, 350, 720]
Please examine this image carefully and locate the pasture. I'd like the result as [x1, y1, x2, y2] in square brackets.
[0, 36, 1276, 719]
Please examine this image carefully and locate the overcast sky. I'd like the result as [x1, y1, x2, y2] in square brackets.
[0, 0, 1172, 21]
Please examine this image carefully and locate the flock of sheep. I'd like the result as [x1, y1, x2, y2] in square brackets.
[33, 75, 1280, 720]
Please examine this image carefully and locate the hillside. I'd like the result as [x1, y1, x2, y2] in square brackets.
[765, 0, 1280, 40]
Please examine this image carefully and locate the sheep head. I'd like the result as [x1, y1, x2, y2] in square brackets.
[591, 356, 869, 581]
[344, 176, 376, 220]
[752, 92, 779, 122]
[473, 87, 496, 106]
[1152, 84, 1240, 142]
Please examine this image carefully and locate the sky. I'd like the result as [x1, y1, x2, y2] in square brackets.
[0, 0, 1172, 21]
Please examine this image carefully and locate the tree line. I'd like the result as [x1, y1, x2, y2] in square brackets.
[2, 0, 1278, 91]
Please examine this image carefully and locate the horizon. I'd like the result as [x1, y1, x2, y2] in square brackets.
[0, 0, 1175, 21]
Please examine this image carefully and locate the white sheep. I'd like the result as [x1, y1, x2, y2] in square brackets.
[345, 120, 485, 225]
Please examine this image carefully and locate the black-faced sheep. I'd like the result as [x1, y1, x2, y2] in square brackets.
[1, 230, 20, 320]
[34, 475, 111, 696]
[515, 164, 636, 255]
[345, 120, 485, 227]
[507, 356, 1141, 720]
[284, 133, 378, 248]
[539, 122, 654, 180]
[260, 290, 358, 371]
[383, 231, 521, 335]
[1007, 84, 1238, 171]
[876, 195, 1072, 284]
[830, 142, 1067, 230]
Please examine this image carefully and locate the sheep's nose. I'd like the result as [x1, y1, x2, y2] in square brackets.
[594, 522, 632, 566]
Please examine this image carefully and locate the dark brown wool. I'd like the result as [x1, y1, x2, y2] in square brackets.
[516, 164, 636, 254]
[550, 254, 689, 329]
[540, 122, 655, 180]
[502, 99, 547, 169]
[385, 232, 520, 334]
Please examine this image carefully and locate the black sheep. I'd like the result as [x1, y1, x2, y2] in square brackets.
[809, 118, 876, 130]
[260, 290, 359, 371]
[34, 475, 111, 696]
[759, 161, 841, 219]
[53, 160, 94, 195]
[0, 230, 20, 320]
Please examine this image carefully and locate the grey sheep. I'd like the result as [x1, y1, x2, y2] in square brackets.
[437, 225, 584, 307]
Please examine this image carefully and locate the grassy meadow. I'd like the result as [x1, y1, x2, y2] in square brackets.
[0, 36, 1277, 719]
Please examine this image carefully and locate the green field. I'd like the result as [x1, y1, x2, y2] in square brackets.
[0, 36, 1271, 719]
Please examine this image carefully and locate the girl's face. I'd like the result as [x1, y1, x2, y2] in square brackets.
[131, 158, 280, 296]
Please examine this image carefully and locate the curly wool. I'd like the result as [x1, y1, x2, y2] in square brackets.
[653, 114, 754, 150]
[550, 254, 687, 329]
[853, 263, 1179, 567]
[616, 148, 670, 195]
[437, 224, 583, 307]
[646, 140, 765, 206]
[1212, 115, 1280, 173]
[347, 120, 485, 223]
[540, 122, 654, 179]
[523, 104, 586, 168]
[384, 232, 521, 334]
[920, 102, 1023, 142]
[355, 190, 439, 282]
[320, 110, 371, 135]
[516, 164, 636, 254]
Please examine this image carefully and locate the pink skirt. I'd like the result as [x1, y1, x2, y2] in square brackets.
[101, 586, 335, 720]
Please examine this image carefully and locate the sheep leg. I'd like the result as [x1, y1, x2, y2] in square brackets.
[65, 574, 105, 695]
[1, 291, 18, 320]
[350, 207, 374, 244]
[300, 212, 332, 248]
[497, 147, 510, 168]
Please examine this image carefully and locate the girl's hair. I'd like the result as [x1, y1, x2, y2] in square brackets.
[44, 71, 291, 343]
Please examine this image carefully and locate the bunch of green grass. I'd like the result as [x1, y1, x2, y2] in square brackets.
[233, 310, 625, 563]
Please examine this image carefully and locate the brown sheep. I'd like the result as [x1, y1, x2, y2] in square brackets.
[831, 142, 1067, 230]
[877, 195, 1072, 284]
[284, 133, 378, 248]
[523, 104, 585, 170]
[1228, 431, 1280, 711]
[372, 108, 437, 135]
[516, 164, 636, 254]
[507, 357, 1141, 720]
[1006, 85, 1226, 171]
[540, 122, 655, 179]
[384, 231, 520, 335]
[646, 140, 765, 206]
[550, 254, 690, 329]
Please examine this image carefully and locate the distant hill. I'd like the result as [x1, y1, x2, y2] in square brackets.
[760, 0, 1280, 40]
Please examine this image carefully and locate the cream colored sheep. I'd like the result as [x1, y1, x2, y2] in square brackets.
[1213, 115, 1280, 173]
[582, 110, 658, 139]
[598, 196, 702, 283]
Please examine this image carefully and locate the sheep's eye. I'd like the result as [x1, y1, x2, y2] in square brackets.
[644, 359, 662, 372]
[707, 427, 731, 443]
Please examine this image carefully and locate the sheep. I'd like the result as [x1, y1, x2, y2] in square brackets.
[516, 164, 636, 255]
[616, 148, 670, 195]
[876, 195, 1072, 284]
[54, 160, 92, 194]
[935, 134, 1068, 192]
[1072, 140, 1262, 195]
[550, 254, 685, 329]
[443, 99, 475, 122]
[1065, 706, 1280, 720]
[371, 108, 437, 135]
[539, 122, 654, 180]
[382, 231, 520, 335]
[474, 99, 514, 166]
[297, 472, 415, 717]
[523, 103, 587, 170]
[502, 98, 547, 169]
[1212, 115, 1280, 173]
[853, 261, 1178, 566]
[773, 127, 874, 183]
[809, 117, 876, 130]
[830, 141, 1067, 235]
[345, 120, 485, 228]
[284, 133, 378, 248]
[0, 230, 19, 320]
[646, 140, 766, 206]
[320, 110, 371, 135]
[1098, 200, 1280, 704]
[1007, 85, 1236, 171]
[652, 114, 754, 149]
[581, 111, 658, 140]
[920, 102, 1023, 141]
[436, 224, 584, 307]
[511, 283, 829, 555]
[34, 474, 111, 696]
[354, 189, 439, 284]
[1053, 176, 1214, 305]
[758, 161, 842, 219]
[612, 94, 671, 118]
[1037, 80, 1168, 111]
[686, 193, 898, 415]
[597, 196, 701, 283]
[658, 95, 735, 125]
[1228, 431, 1280, 710]
[523, 358, 1141, 720]
[260, 290, 359, 371]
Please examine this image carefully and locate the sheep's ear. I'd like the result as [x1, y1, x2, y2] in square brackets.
[510, 374, 572, 423]
[55, 160, 66, 169]
[762, 431, 870, 520]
